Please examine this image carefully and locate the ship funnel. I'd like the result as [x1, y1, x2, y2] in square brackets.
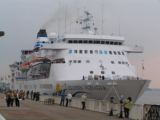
[37, 29, 48, 38]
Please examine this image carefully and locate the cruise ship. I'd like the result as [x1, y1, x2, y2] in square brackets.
[11, 11, 151, 103]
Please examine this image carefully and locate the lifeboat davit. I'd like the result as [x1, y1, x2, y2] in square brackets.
[19, 62, 30, 72]
[30, 57, 51, 67]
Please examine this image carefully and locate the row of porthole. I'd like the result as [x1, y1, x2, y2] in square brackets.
[90, 71, 115, 74]
[69, 50, 125, 55]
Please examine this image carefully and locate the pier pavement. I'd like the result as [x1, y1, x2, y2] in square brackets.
[0, 93, 129, 120]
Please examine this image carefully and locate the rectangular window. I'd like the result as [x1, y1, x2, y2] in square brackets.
[101, 41, 105, 44]
[101, 71, 105, 74]
[118, 61, 121, 64]
[79, 50, 83, 54]
[122, 61, 125, 64]
[109, 51, 112, 54]
[73, 40, 77, 43]
[110, 42, 114, 45]
[114, 42, 118, 45]
[104, 51, 108, 54]
[74, 50, 77, 54]
[78, 60, 81, 63]
[69, 50, 72, 54]
[99, 50, 103, 54]
[122, 52, 125, 55]
[125, 62, 128, 65]
[79, 40, 83, 43]
[84, 50, 88, 54]
[73, 60, 77, 63]
[112, 71, 115, 74]
[86, 60, 90, 63]
[94, 41, 100, 44]
[119, 42, 122, 45]
[113, 51, 117, 55]
[89, 40, 93, 43]
[111, 61, 115, 64]
[84, 40, 88, 43]
[90, 50, 93, 54]
[95, 50, 98, 54]
[106, 41, 109, 44]
[68, 40, 72, 43]
[90, 71, 93, 74]
[68, 60, 72, 63]
[118, 51, 121, 55]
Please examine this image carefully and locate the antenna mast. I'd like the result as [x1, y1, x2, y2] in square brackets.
[102, 4, 104, 35]
[65, 4, 67, 34]
[119, 17, 121, 36]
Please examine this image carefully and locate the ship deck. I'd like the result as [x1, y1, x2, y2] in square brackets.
[0, 93, 130, 120]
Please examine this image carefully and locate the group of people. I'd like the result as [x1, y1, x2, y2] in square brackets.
[5, 89, 26, 107]
[28, 90, 40, 101]
[60, 91, 87, 110]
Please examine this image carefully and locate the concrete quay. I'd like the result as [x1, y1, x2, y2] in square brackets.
[0, 93, 130, 120]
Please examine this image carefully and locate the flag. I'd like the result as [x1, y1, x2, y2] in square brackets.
[1, 77, 3, 80]
[76, 21, 78, 23]
[5, 76, 7, 80]
[93, 23, 94, 25]
[8, 75, 10, 78]
[142, 65, 145, 70]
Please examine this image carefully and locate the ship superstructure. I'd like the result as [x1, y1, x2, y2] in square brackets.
[13, 11, 151, 103]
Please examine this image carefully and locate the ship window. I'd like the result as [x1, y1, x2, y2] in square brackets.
[74, 50, 77, 54]
[119, 42, 122, 45]
[90, 50, 93, 54]
[99, 50, 103, 54]
[89, 40, 93, 43]
[101, 71, 105, 74]
[118, 61, 121, 64]
[125, 62, 129, 65]
[68, 60, 72, 63]
[104, 51, 108, 54]
[106, 41, 109, 44]
[78, 60, 81, 63]
[79, 50, 83, 54]
[34, 85, 37, 89]
[73, 60, 77, 63]
[109, 51, 112, 54]
[122, 61, 125, 64]
[110, 42, 114, 45]
[84, 50, 88, 54]
[68, 40, 72, 43]
[69, 50, 72, 54]
[111, 61, 115, 64]
[122, 52, 125, 55]
[86, 60, 90, 63]
[114, 42, 118, 45]
[90, 71, 94, 74]
[79, 40, 83, 43]
[95, 50, 98, 54]
[101, 41, 105, 44]
[118, 51, 121, 55]
[84, 40, 88, 43]
[74, 40, 77, 43]
[112, 71, 115, 74]
[94, 41, 100, 44]
[113, 51, 117, 55]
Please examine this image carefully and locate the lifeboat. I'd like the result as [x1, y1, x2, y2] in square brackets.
[19, 62, 30, 72]
[30, 57, 51, 67]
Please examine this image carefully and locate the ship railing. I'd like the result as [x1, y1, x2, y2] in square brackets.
[38, 96, 143, 120]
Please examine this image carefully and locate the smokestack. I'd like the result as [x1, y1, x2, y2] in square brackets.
[37, 29, 47, 38]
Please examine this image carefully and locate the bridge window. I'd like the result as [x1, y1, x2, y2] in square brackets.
[122, 61, 125, 64]
[104, 51, 108, 54]
[118, 51, 121, 55]
[68, 60, 72, 63]
[99, 50, 103, 54]
[79, 40, 83, 43]
[106, 41, 109, 44]
[78, 60, 81, 63]
[111, 61, 115, 64]
[95, 50, 98, 54]
[101, 41, 105, 44]
[101, 71, 105, 74]
[73, 60, 77, 63]
[113, 51, 117, 55]
[94, 41, 100, 44]
[79, 50, 83, 54]
[112, 71, 115, 74]
[109, 51, 112, 54]
[110, 42, 114, 45]
[74, 40, 77, 43]
[119, 42, 122, 45]
[68, 40, 72, 43]
[86, 60, 90, 63]
[125, 62, 129, 65]
[114, 42, 118, 45]
[84, 50, 88, 54]
[69, 50, 72, 54]
[84, 40, 88, 43]
[90, 71, 94, 74]
[74, 50, 77, 54]
[122, 52, 125, 55]
[89, 40, 93, 43]
[90, 50, 93, 54]
[118, 61, 121, 64]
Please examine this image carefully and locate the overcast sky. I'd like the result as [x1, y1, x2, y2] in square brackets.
[0, 0, 160, 88]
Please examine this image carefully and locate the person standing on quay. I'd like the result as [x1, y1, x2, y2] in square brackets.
[6, 90, 11, 107]
[123, 97, 132, 119]
[65, 93, 69, 107]
[10, 90, 15, 107]
[60, 92, 66, 106]
[81, 94, 87, 110]
[14, 91, 21, 107]
[31, 90, 33, 100]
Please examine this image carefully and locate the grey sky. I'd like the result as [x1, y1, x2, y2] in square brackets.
[0, 0, 160, 88]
